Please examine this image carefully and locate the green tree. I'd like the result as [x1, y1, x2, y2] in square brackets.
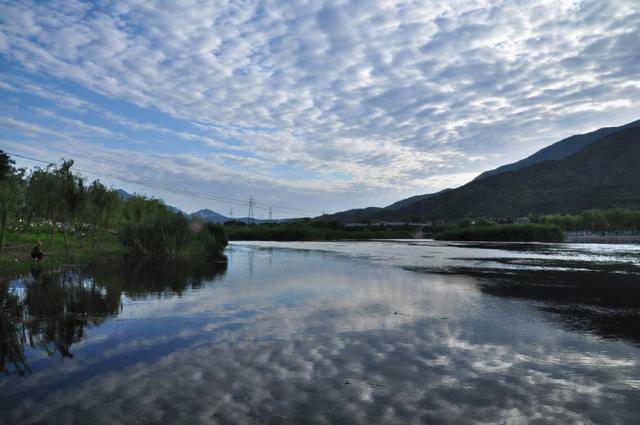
[46, 160, 86, 259]
[118, 195, 167, 225]
[0, 151, 25, 257]
[25, 165, 59, 237]
[85, 180, 119, 253]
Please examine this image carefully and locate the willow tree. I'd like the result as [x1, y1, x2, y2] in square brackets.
[26, 160, 86, 259]
[25, 165, 59, 237]
[52, 160, 86, 259]
[0, 151, 25, 257]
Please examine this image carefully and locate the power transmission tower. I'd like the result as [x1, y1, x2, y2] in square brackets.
[229, 208, 233, 218]
[268, 207, 273, 222]
[247, 196, 255, 224]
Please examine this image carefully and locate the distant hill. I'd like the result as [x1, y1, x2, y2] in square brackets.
[190, 209, 230, 224]
[318, 207, 384, 223]
[325, 192, 452, 223]
[475, 119, 640, 180]
[115, 189, 133, 200]
[190, 209, 296, 224]
[385, 189, 452, 210]
[324, 125, 640, 222]
[116, 191, 295, 224]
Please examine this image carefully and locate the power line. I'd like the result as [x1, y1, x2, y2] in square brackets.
[6, 151, 315, 216]
[4, 150, 320, 217]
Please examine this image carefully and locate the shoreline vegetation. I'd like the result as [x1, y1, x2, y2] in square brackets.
[433, 223, 564, 243]
[431, 209, 640, 243]
[0, 151, 227, 279]
[3, 150, 640, 278]
[224, 221, 413, 241]
[222, 221, 565, 243]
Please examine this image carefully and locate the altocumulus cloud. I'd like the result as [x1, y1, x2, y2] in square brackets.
[0, 0, 639, 215]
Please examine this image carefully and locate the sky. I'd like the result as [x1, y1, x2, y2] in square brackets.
[0, 0, 639, 218]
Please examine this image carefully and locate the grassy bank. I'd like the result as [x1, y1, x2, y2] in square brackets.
[0, 230, 124, 278]
[0, 223, 229, 279]
[226, 223, 412, 241]
[435, 224, 564, 243]
[0, 153, 229, 279]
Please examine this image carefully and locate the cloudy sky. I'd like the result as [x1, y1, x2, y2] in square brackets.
[1, 0, 639, 217]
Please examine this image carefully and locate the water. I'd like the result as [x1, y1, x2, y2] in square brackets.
[1, 240, 639, 424]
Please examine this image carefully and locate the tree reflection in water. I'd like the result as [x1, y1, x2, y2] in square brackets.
[0, 281, 28, 376]
[0, 257, 227, 376]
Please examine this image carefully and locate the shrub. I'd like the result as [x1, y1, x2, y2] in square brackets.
[435, 224, 564, 242]
[119, 211, 190, 258]
[193, 222, 228, 257]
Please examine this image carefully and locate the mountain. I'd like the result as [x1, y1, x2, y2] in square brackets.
[475, 119, 640, 180]
[385, 189, 452, 210]
[189, 209, 294, 224]
[324, 192, 453, 223]
[115, 189, 133, 200]
[392, 127, 640, 219]
[190, 209, 230, 224]
[325, 125, 640, 222]
[165, 205, 184, 214]
[318, 206, 385, 223]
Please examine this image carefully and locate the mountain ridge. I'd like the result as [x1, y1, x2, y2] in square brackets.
[391, 127, 640, 220]
[323, 122, 640, 222]
[475, 119, 640, 180]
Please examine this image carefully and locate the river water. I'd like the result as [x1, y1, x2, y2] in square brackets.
[1, 240, 639, 424]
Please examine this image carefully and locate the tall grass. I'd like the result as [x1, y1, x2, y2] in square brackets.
[119, 214, 228, 259]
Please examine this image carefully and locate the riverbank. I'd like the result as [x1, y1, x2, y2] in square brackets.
[0, 226, 230, 279]
[0, 230, 125, 279]
[564, 230, 640, 244]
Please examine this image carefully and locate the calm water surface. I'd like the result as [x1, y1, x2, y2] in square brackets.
[1, 240, 640, 424]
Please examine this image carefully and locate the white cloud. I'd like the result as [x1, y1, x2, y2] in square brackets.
[0, 0, 639, 214]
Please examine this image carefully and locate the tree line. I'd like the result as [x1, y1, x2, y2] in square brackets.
[434, 223, 564, 243]
[224, 220, 412, 241]
[0, 151, 227, 260]
[539, 209, 640, 231]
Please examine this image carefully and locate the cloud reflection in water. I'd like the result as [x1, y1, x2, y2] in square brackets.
[1, 243, 639, 424]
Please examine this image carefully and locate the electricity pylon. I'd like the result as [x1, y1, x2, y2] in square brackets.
[247, 196, 255, 224]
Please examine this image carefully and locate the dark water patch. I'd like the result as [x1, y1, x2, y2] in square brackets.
[465, 268, 640, 346]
